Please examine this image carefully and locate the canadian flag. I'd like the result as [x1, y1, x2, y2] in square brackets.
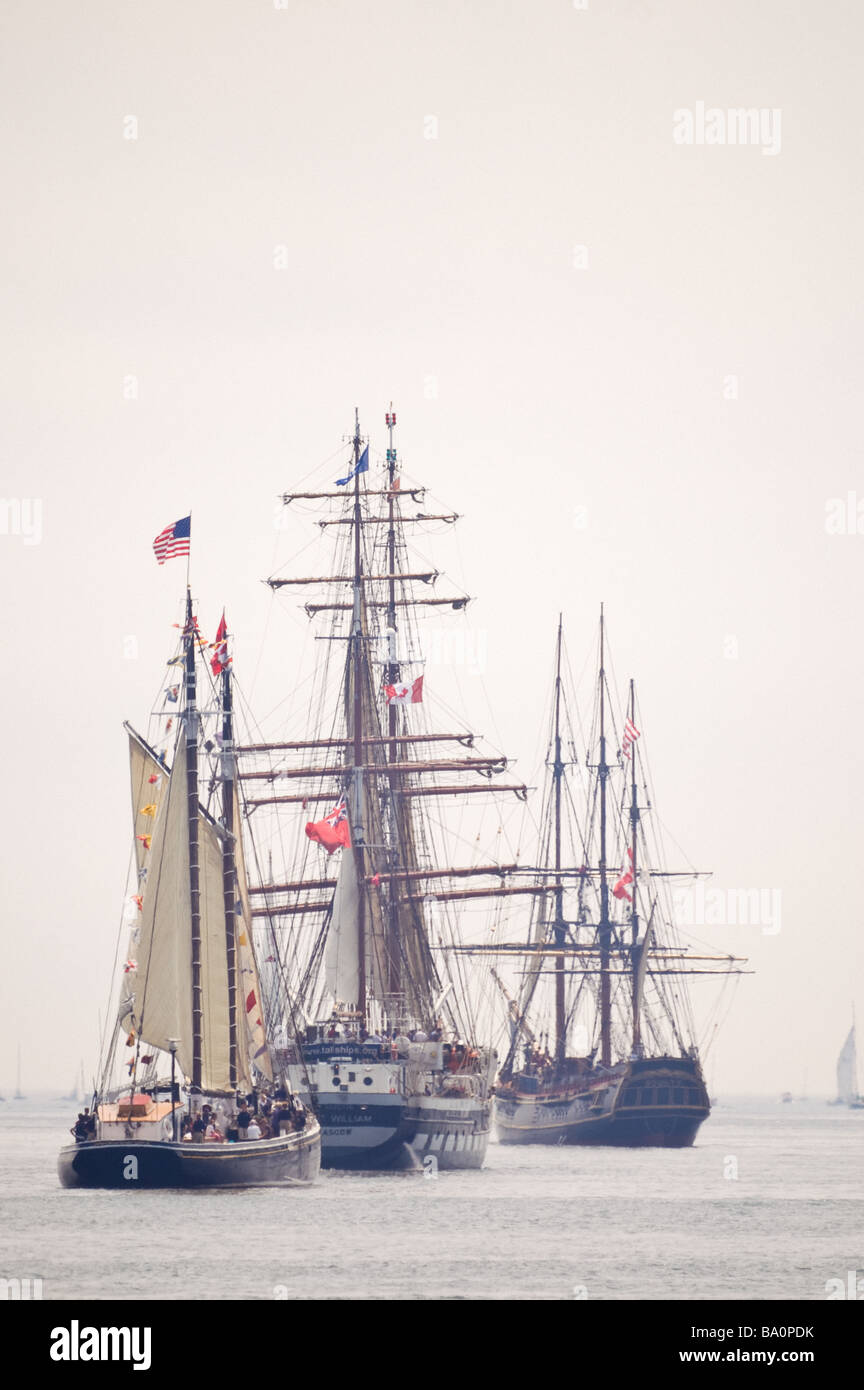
[384, 675, 423, 706]
[305, 795, 352, 854]
[612, 848, 635, 902]
[210, 612, 231, 676]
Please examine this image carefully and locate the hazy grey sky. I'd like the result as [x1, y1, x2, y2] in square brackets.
[1, 0, 861, 1096]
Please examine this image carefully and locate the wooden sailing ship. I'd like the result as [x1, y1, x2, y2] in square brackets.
[244, 408, 525, 1169]
[489, 614, 747, 1147]
[58, 595, 320, 1188]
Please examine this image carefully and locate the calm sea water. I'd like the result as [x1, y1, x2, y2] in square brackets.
[0, 1098, 860, 1301]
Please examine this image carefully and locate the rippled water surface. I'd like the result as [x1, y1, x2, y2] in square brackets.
[0, 1099, 860, 1300]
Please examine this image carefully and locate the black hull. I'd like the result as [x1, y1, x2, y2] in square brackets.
[496, 1106, 707, 1147]
[58, 1125, 321, 1189]
[496, 1056, 710, 1149]
[408, 1101, 491, 1169]
[319, 1106, 417, 1171]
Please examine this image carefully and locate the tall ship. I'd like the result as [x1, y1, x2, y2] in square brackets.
[490, 614, 746, 1148]
[242, 409, 525, 1169]
[59, 584, 320, 1189]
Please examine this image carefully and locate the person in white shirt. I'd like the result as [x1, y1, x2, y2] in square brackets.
[246, 1119, 262, 1141]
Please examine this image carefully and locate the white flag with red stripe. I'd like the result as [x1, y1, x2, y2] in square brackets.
[622, 717, 641, 760]
[384, 675, 424, 706]
[612, 847, 634, 902]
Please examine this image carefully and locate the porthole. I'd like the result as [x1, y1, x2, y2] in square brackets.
[363, 1076, 373, 1086]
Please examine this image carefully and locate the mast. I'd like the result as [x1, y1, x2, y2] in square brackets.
[598, 606, 612, 1067]
[220, 621, 238, 1090]
[184, 590, 203, 1094]
[385, 405, 401, 1001]
[628, 678, 641, 1055]
[552, 616, 566, 1064]
[350, 409, 367, 1020]
[266, 412, 532, 1035]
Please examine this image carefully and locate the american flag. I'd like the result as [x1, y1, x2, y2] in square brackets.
[622, 717, 641, 759]
[153, 515, 191, 564]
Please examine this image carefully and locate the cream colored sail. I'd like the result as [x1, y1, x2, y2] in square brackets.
[131, 731, 234, 1092]
[134, 743, 194, 1072]
[233, 784, 272, 1084]
[324, 848, 361, 1009]
[197, 804, 233, 1091]
[117, 728, 170, 1040]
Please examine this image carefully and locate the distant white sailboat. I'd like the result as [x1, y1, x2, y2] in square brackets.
[61, 1061, 86, 1105]
[837, 1019, 863, 1109]
[13, 1045, 26, 1101]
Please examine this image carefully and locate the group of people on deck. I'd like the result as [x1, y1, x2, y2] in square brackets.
[181, 1087, 307, 1144]
[315, 1020, 481, 1073]
[70, 1109, 97, 1142]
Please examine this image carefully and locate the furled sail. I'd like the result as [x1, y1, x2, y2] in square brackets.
[324, 848, 361, 1009]
[631, 904, 655, 1051]
[837, 1025, 857, 1103]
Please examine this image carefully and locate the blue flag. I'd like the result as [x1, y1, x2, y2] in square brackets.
[336, 445, 369, 487]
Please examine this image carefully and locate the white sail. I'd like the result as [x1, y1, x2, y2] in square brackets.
[132, 737, 234, 1092]
[133, 748, 191, 1067]
[324, 848, 360, 1009]
[837, 1025, 857, 1103]
[118, 729, 170, 1036]
[198, 804, 233, 1091]
[233, 784, 272, 1083]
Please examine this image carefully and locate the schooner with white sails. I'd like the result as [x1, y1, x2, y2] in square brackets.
[59, 589, 320, 1188]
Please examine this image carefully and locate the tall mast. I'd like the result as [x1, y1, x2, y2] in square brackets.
[220, 622, 238, 1090]
[598, 605, 611, 1067]
[184, 590, 203, 1094]
[385, 405, 401, 1001]
[350, 408, 367, 1020]
[628, 677, 641, 1055]
[552, 616, 566, 1063]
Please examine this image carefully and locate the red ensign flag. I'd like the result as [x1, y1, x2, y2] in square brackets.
[305, 796, 352, 854]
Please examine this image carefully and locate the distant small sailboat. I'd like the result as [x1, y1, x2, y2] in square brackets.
[13, 1045, 26, 1101]
[61, 1061, 87, 1105]
[836, 1017, 863, 1109]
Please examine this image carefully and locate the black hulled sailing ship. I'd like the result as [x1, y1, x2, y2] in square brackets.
[491, 614, 745, 1148]
[59, 595, 320, 1189]
[244, 409, 525, 1170]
